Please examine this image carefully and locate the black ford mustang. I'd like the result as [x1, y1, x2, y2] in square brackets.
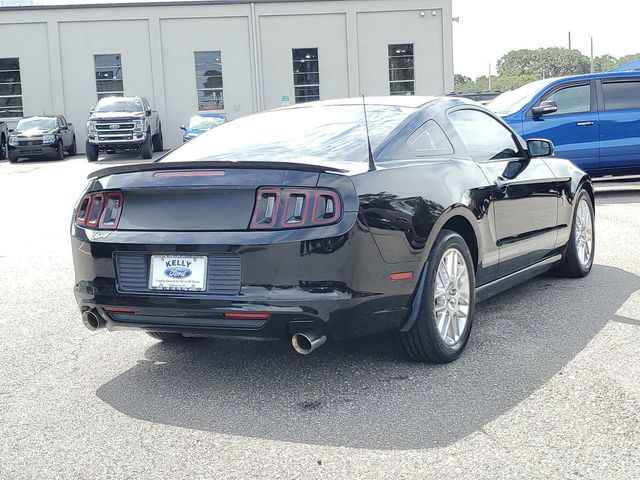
[71, 96, 594, 363]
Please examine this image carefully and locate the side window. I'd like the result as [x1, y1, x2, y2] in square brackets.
[448, 109, 522, 161]
[407, 120, 453, 156]
[58, 116, 66, 128]
[542, 84, 591, 115]
[601, 81, 640, 111]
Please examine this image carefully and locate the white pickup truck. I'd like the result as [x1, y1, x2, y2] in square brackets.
[85, 96, 163, 162]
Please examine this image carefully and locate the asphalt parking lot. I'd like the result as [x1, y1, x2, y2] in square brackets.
[0, 154, 639, 479]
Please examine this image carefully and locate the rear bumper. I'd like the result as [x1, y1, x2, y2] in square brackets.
[71, 222, 421, 341]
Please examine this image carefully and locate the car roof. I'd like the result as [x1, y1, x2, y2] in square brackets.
[541, 70, 640, 85]
[287, 96, 438, 109]
[19, 115, 56, 119]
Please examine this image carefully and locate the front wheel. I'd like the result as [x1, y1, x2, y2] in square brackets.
[152, 128, 163, 152]
[146, 332, 205, 343]
[398, 230, 476, 363]
[85, 142, 99, 162]
[141, 134, 153, 159]
[8, 150, 19, 163]
[68, 137, 77, 156]
[557, 190, 595, 278]
[55, 140, 65, 161]
[0, 135, 6, 160]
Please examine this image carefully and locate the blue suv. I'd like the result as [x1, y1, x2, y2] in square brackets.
[489, 71, 640, 176]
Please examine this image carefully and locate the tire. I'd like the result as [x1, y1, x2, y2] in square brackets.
[152, 127, 163, 152]
[146, 332, 205, 343]
[8, 150, 19, 163]
[141, 134, 153, 159]
[68, 137, 77, 156]
[557, 190, 595, 278]
[398, 229, 476, 363]
[55, 140, 65, 161]
[0, 135, 6, 160]
[85, 142, 99, 162]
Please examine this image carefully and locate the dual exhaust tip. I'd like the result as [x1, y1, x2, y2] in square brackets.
[81, 309, 106, 331]
[82, 309, 327, 354]
[291, 330, 327, 355]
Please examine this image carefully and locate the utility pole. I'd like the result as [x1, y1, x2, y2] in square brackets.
[568, 31, 572, 50]
[590, 36, 595, 73]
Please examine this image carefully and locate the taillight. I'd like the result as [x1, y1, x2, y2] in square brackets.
[250, 187, 342, 230]
[75, 191, 124, 230]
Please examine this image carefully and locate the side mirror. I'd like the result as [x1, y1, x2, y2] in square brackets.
[527, 138, 555, 157]
[145, 110, 152, 117]
[531, 100, 558, 117]
[180, 125, 186, 131]
[89, 108, 94, 114]
[9, 128, 14, 133]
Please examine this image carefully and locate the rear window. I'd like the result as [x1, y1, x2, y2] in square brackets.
[602, 81, 640, 111]
[161, 104, 415, 164]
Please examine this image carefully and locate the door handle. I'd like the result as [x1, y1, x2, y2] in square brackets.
[576, 121, 595, 127]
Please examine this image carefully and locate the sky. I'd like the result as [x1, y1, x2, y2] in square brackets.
[16, 0, 640, 78]
[452, 0, 640, 78]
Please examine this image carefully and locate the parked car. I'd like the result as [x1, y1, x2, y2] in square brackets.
[71, 97, 594, 364]
[7, 115, 76, 163]
[489, 71, 640, 176]
[0, 121, 8, 160]
[180, 113, 227, 142]
[85, 96, 162, 162]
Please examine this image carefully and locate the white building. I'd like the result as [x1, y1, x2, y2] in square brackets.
[0, 0, 453, 150]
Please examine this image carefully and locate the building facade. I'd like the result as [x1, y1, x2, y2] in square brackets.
[0, 0, 453, 150]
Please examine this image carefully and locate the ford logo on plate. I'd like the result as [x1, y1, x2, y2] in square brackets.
[164, 267, 192, 278]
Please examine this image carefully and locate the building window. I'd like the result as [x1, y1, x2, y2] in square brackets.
[195, 51, 224, 111]
[94, 54, 124, 100]
[388, 44, 415, 95]
[292, 48, 319, 103]
[0, 58, 23, 118]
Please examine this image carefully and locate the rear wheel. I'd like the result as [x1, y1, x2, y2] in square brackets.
[146, 332, 205, 343]
[86, 142, 98, 162]
[68, 136, 77, 156]
[152, 127, 163, 152]
[557, 190, 594, 278]
[141, 134, 153, 159]
[398, 230, 475, 363]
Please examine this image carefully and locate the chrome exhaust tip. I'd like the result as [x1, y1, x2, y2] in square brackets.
[81, 309, 106, 331]
[291, 331, 327, 355]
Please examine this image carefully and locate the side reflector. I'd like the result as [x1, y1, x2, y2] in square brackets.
[223, 312, 271, 320]
[389, 272, 413, 281]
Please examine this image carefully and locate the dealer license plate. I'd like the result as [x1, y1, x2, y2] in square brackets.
[149, 255, 208, 291]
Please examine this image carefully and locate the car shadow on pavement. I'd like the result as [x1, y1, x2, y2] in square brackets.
[96, 265, 640, 450]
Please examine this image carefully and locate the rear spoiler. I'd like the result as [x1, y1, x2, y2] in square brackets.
[87, 160, 349, 180]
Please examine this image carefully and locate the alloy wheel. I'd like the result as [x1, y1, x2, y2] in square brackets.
[574, 197, 594, 267]
[433, 247, 471, 347]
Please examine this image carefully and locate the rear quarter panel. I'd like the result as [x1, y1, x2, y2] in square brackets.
[351, 159, 498, 286]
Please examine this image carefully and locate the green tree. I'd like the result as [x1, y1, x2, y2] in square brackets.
[497, 47, 590, 78]
[454, 74, 473, 92]
[593, 54, 618, 72]
[614, 53, 640, 68]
